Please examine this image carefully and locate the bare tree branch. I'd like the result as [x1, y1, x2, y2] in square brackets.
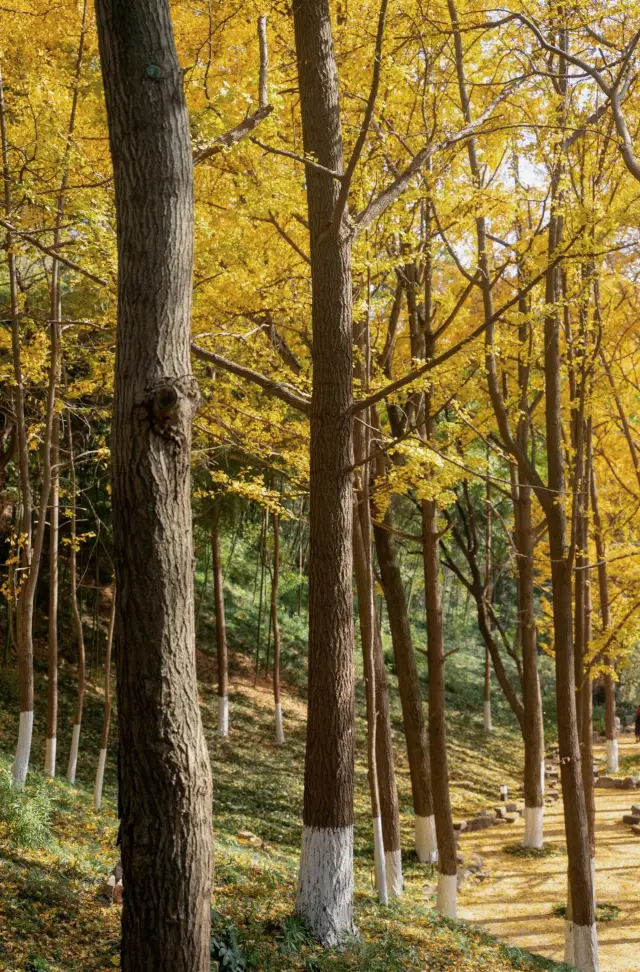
[191, 343, 311, 415]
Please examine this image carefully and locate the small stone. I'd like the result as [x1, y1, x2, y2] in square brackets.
[453, 820, 467, 832]
[456, 852, 465, 865]
[595, 777, 618, 788]
[504, 813, 519, 824]
[505, 802, 519, 812]
[631, 805, 640, 815]
[623, 814, 640, 825]
[457, 868, 472, 888]
[632, 825, 640, 836]
[468, 854, 484, 873]
[495, 806, 507, 818]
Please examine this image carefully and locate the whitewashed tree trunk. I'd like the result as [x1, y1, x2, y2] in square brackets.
[415, 814, 438, 863]
[296, 827, 354, 947]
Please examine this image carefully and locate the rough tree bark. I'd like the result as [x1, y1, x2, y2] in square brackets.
[353, 505, 388, 904]
[272, 512, 285, 745]
[95, 0, 214, 966]
[94, 588, 116, 811]
[373, 511, 437, 863]
[292, 0, 356, 945]
[591, 461, 617, 772]
[66, 419, 86, 785]
[212, 525, 229, 738]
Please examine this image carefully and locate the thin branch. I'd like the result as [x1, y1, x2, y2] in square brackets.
[0, 218, 109, 287]
[249, 136, 344, 180]
[191, 343, 311, 415]
[330, 0, 389, 232]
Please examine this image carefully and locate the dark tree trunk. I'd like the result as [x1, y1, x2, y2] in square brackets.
[373, 512, 437, 862]
[292, 0, 355, 945]
[373, 622, 402, 896]
[272, 513, 284, 745]
[514, 473, 545, 848]
[67, 419, 86, 786]
[45, 409, 60, 778]
[94, 588, 116, 811]
[423, 494, 457, 915]
[95, 0, 213, 966]
[212, 526, 229, 738]
[591, 462, 617, 771]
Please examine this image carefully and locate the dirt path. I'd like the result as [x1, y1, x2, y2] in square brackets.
[457, 735, 640, 972]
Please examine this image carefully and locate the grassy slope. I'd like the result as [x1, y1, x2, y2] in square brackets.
[0, 543, 569, 972]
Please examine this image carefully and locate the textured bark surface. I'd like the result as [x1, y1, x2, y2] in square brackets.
[423, 496, 457, 882]
[67, 419, 85, 784]
[292, 0, 354, 836]
[373, 514, 433, 822]
[212, 526, 228, 703]
[515, 477, 545, 817]
[46, 410, 60, 761]
[95, 0, 213, 966]
[271, 513, 281, 707]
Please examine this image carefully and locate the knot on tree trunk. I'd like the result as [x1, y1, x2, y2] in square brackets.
[143, 375, 200, 444]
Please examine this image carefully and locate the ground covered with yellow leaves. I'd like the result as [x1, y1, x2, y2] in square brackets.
[0, 649, 577, 972]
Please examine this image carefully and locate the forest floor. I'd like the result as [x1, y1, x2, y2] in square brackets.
[0, 645, 574, 972]
[2, 648, 637, 970]
[458, 734, 640, 972]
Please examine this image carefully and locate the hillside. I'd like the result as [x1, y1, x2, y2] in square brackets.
[0, 587, 572, 972]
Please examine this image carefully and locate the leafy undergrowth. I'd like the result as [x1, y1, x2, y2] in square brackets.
[0, 643, 569, 971]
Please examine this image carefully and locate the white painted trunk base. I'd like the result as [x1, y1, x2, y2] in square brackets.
[218, 695, 229, 738]
[540, 759, 545, 797]
[67, 723, 81, 784]
[606, 738, 619, 774]
[573, 922, 599, 972]
[436, 872, 457, 917]
[372, 816, 388, 905]
[415, 814, 438, 863]
[94, 748, 107, 811]
[522, 806, 544, 849]
[44, 736, 56, 778]
[13, 711, 34, 788]
[296, 825, 354, 946]
[483, 700, 492, 731]
[564, 920, 574, 967]
[385, 848, 403, 898]
[275, 702, 285, 746]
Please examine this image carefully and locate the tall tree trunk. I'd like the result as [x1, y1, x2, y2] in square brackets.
[95, 0, 214, 965]
[423, 493, 457, 916]
[67, 419, 86, 785]
[94, 588, 116, 811]
[514, 473, 545, 849]
[545, 231, 597, 971]
[45, 0, 87, 781]
[483, 478, 492, 731]
[373, 512, 437, 863]
[212, 526, 229, 738]
[272, 512, 284, 745]
[45, 410, 60, 777]
[591, 462, 616, 771]
[353, 505, 387, 904]
[373, 622, 402, 897]
[1, 65, 34, 788]
[292, 0, 355, 945]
